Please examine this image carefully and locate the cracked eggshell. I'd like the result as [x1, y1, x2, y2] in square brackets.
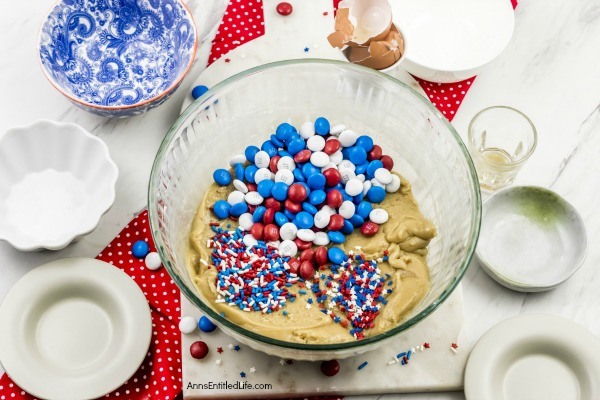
[328, 0, 393, 48]
[344, 23, 405, 71]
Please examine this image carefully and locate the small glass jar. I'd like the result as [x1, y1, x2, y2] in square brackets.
[468, 106, 537, 191]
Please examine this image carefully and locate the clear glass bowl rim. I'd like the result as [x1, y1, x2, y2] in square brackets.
[149, 58, 482, 351]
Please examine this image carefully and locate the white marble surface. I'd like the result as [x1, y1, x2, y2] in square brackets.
[1, 0, 600, 399]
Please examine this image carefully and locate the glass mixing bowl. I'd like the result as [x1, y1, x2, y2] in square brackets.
[149, 60, 481, 361]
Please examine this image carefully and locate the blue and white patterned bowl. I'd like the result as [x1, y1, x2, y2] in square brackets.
[39, 0, 197, 117]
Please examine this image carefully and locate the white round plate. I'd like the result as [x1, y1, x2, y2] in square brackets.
[476, 186, 587, 292]
[391, 0, 515, 82]
[0, 258, 152, 400]
[465, 314, 600, 400]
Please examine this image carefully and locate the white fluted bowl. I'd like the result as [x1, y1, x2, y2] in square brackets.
[0, 120, 118, 251]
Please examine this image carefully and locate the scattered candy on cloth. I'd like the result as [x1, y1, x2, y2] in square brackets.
[0, 210, 184, 400]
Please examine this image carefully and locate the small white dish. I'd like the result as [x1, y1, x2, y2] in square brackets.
[476, 186, 587, 292]
[0, 120, 118, 251]
[465, 314, 600, 400]
[390, 0, 514, 82]
[0, 258, 152, 400]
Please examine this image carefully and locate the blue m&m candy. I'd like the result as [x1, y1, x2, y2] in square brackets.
[302, 202, 318, 215]
[341, 219, 354, 235]
[356, 135, 374, 151]
[367, 186, 386, 203]
[302, 163, 320, 179]
[309, 190, 326, 205]
[274, 212, 289, 226]
[348, 146, 367, 165]
[230, 202, 248, 217]
[355, 162, 368, 175]
[366, 160, 384, 179]
[271, 182, 289, 201]
[328, 231, 345, 244]
[349, 214, 365, 228]
[295, 211, 314, 229]
[132, 240, 150, 258]
[261, 140, 278, 157]
[314, 117, 330, 135]
[307, 173, 326, 190]
[276, 122, 295, 141]
[245, 145, 260, 163]
[198, 316, 217, 333]
[252, 206, 266, 222]
[213, 200, 231, 219]
[213, 169, 232, 186]
[284, 209, 297, 221]
[287, 138, 305, 155]
[328, 247, 346, 264]
[357, 201, 373, 219]
[244, 165, 258, 183]
[191, 85, 209, 99]
[234, 163, 245, 180]
[257, 180, 274, 197]
[293, 168, 306, 182]
[270, 134, 285, 148]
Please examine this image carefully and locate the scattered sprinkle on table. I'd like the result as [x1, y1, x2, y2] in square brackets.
[227, 344, 234, 350]
[217, 347, 223, 354]
[234, 345, 241, 351]
[279, 359, 286, 365]
[216, 359, 222, 365]
[240, 371, 246, 378]
[250, 366, 256, 373]
[357, 361, 368, 370]
[304, 47, 309, 52]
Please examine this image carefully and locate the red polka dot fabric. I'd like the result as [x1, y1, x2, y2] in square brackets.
[208, 0, 266, 65]
[0, 211, 183, 400]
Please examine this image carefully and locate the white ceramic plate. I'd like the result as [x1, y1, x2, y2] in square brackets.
[0, 258, 152, 400]
[465, 314, 600, 400]
[476, 186, 587, 292]
[391, 0, 515, 82]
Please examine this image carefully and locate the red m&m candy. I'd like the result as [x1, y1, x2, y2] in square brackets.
[380, 155, 394, 170]
[315, 246, 328, 266]
[288, 183, 308, 202]
[284, 199, 302, 213]
[288, 257, 301, 274]
[360, 221, 379, 236]
[299, 261, 315, 280]
[323, 139, 341, 155]
[300, 249, 315, 263]
[326, 189, 343, 208]
[320, 360, 340, 376]
[294, 149, 311, 163]
[269, 155, 281, 173]
[294, 238, 312, 250]
[263, 208, 275, 224]
[264, 197, 282, 210]
[367, 144, 382, 161]
[264, 224, 280, 242]
[250, 223, 264, 240]
[327, 214, 344, 231]
[323, 168, 341, 187]
[276, 2, 293, 16]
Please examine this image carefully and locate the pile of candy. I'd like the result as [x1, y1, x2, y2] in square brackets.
[210, 117, 401, 257]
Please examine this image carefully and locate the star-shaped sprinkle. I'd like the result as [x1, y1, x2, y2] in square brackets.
[323, 11, 329, 16]
[240, 371, 246, 378]
[423, 342, 431, 349]
[286, 359, 294, 365]
[305, 303, 312, 309]
[250, 366, 256, 373]
[216, 359, 222, 365]
[217, 347, 223, 353]
[225, 58, 231, 63]
[303, 47, 309, 53]
[451, 343, 458, 349]
[279, 359, 286, 365]
[234, 345, 241, 351]
[227, 343, 234, 349]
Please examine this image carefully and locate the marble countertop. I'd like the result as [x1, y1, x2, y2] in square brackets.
[1, 0, 600, 399]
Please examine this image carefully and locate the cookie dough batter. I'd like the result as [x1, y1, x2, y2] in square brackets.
[187, 174, 436, 344]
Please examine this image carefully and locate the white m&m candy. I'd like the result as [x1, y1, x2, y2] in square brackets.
[275, 169, 294, 184]
[313, 231, 330, 246]
[280, 222, 298, 241]
[254, 168, 272, 183]
[299, 121, 315, 139]
[345, 178, 363, 196]
[374, 168, 393, 184]
[245, 191, 264, 205]
[329, 150, 344, 165]
[243, 234, 258, 248]
[314, 210, 331, 229]
[369, 208, 389, 224]
[339, 201, 356, 219]
[338, 160, 356, 171]
[330, 124, 347, 135]
[310, 151, 330, 168]
[254, 150, 270, 168]
[238, 213, 254, 230]
[227, 190, 246, 205]
[277, 156, 296, 171]
[338, 130, 358, 147]
[279, 240, 298, 257]
[386, 174, 401, 193]
[233, 179, 248, 193]
[307, 135, 326, 152]
[297, 229, 316, 242]
[339, 169, 356, 184]
[229, 154, 246, 166]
